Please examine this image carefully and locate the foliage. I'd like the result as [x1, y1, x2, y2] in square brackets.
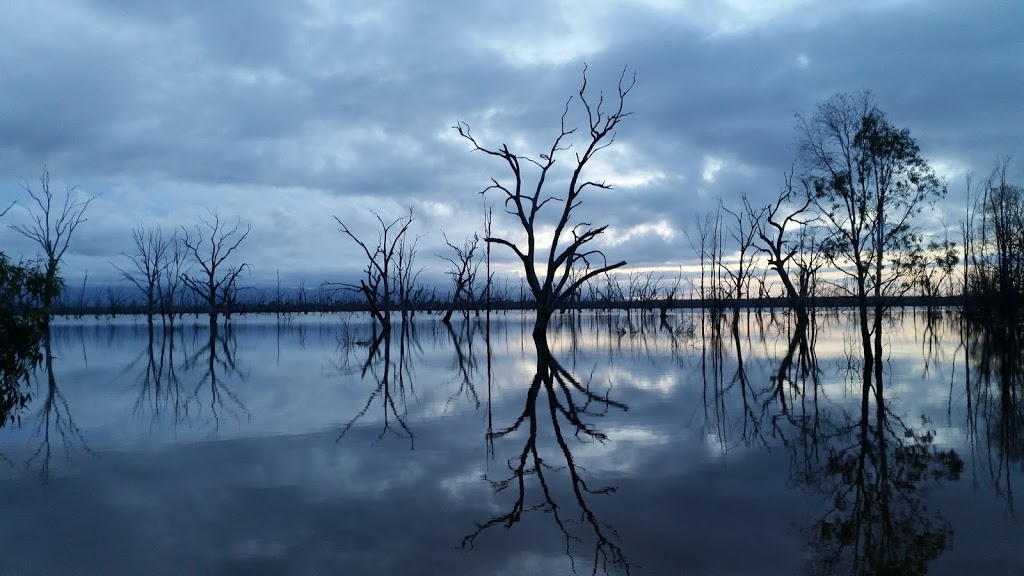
[0, 253, 49, 426]
[799, 91, 945, 304]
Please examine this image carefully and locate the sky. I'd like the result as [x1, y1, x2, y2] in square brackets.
[0, 0, 1021, 293]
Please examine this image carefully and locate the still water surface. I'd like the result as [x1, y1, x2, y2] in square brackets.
[0, 310, 1021, 575]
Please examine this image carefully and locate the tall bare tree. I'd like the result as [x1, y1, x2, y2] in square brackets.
[964, 157, 1023, 319]
[454, 65, 635, 334]
[335, 208, 415, 331]
[8, 168, 95, 319]
[720, 199, 759, 314]
[744, 172, 816, 326]
[439, 232, 482, 324]
[180, 210, 250, 326]
[114, 225, 174, 325]
[159, 237, 187, 325]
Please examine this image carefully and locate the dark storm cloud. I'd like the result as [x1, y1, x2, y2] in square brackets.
[0, 0, 1019, 283]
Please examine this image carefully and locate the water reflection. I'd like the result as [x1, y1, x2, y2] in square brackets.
[0, 312, 1022, 573]
[181, 324, 249, 429]
[964, 320, 1024, 514]
[463, 330, 631, 575]
[336, 323, 419, 447]
[127, 326, 186, 427]
[126, 324, 249, 432]
[28, 331, 91, 480]
[774, 317, 963, 575]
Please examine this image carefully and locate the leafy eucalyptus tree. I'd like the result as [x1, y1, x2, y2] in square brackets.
[797, 91, 945, 372]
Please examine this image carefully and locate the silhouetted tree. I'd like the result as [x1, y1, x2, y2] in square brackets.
[455, 65, 635, 335]
[798, 91, 944, 391]
[964, 157, 1024, 320]
[8, 168, 95, 320]
[720, 200, 759, 313]
[439, 232, 481, 323]
[335, 208, 416, 331]
[114, 225, 174, 325]
[180, 210, 250, 326]
[745, 172, 816, 326]
[159, 237, 187, 324]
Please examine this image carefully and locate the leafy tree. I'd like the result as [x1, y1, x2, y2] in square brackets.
[798, 91, 945, 372]
[0, 252, 49, 427]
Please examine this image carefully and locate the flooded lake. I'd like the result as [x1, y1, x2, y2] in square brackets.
[0, 310, 1021, 575]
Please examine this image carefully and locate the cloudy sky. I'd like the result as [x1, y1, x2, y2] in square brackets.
[0, 0, 1020, 291]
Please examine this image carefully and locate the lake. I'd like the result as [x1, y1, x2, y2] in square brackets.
[0, 310, 1021, 575]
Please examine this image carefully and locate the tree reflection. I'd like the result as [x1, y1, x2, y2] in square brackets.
[963, 320, 1023, 514]
[462, 331, 631, 575]
[27, 330, 91, 481]
[445, 321, 481, 411]
[780, 331, 963, 576]
[337, 322, 418, 448]
[127, 325, 187, 428]
[180, 323, 248, 430]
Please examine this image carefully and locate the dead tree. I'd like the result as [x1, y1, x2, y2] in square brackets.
[114, 225, 173, 325]
[454, 65, 635, 335]
[159, 238, 187, 325]
[744, 173, 816, 326]
[395, 232, 425, 319]
[440, 232, 482, 324]
[720, 199, 759, 314]
[180, 210, 250, 326]
[9, 168, 96, 319]
[335, 208, 415, 331]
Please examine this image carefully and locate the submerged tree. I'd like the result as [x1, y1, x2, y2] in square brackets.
[745, 172, 817, 327]
[8, 168, 94, 320]
[180, 210, 250, 326]
[439, 231, 482, 324]
[335, 208, 417, 331]
[798, 91, 944, 376]
[964, 157, 1024, 320]
[455, 65, 635, 334]
[114, 225, 174, 325]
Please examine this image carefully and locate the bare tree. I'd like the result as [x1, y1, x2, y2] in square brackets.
[180, 210, 251, 326]
[964, 156, 1024, 319]
[439, 232, 482, 324]
[454, 65, 635, 335]
[9, 168, 96, 319]
[114, 225, 173, 325]
[744, 172, 816, 326]
[335, 208, 415, 331]
[159, 238, 187, 325]
[719, 199, 760, 314]
[394, 231, 425, 319]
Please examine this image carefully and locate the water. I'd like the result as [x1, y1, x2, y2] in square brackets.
[0, 310, 1021, 575]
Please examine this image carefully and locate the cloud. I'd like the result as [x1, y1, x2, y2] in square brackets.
[0, 0, 1019, 288]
